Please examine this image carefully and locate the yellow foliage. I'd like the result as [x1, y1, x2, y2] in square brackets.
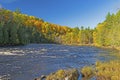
[82, 60, 120, 79]
[81, 66, 94, 78]
[55, 69, 65, 78]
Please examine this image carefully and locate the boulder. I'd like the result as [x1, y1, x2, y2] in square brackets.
[46, 68, 79, 80]
[34, 75, 46, 80]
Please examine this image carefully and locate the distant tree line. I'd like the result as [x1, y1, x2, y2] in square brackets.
[0, 9, 44, 46]
[61, 27, 93, 45]
[0, 9, 71, 46]
[0, 8, 120, 48]
[93, 11, 120, 47]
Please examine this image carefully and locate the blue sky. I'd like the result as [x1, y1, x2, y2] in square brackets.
[0, 0, 120, 28]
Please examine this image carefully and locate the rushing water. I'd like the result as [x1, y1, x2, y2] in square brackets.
[0, 44, 116, 80]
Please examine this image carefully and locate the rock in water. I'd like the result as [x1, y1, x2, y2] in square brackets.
[34, 75, 46, 80]
[46, 68, 79, 80]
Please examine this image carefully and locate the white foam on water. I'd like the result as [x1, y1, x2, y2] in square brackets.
[26, 50, 46, 54]
[11, 50, 24, 53]
[0, 74, 10, 80]
[40, 48, 47, 52]
[59, 49, 69, 52]
[0, 51, 24, 56]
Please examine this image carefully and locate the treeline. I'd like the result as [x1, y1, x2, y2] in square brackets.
[93, 11, 120, 47]
[0, 9, 71, 46]
[0, 9, 43, 45]
[61, 27, 93, 45]
[1, 8, 120, 47]
[0, 8, 93, 46]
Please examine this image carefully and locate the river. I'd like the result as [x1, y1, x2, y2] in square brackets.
[0, 44, 116, 80]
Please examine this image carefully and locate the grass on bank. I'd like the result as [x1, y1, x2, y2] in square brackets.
[81, 60, 120, 80]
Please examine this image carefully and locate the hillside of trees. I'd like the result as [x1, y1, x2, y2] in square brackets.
[0, 9, 93, 46]
[0, 8, 120, 48]
[93, 11, 120, 48]
[0, 9, 70, 45]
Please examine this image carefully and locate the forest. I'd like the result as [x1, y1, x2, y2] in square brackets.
[0, 8, 120, 48]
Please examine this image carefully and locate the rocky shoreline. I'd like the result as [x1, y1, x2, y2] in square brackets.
[35, 68, 79, 80]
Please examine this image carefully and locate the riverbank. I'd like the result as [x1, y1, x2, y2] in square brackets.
[63, 43, 120, 52]
[80, 45, 120, 80]
[81, 60, 120, 80]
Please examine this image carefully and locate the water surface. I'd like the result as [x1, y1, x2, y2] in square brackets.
[0, 44, 116, 80]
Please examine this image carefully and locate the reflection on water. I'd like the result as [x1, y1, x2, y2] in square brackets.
[0, 44, 116, 80]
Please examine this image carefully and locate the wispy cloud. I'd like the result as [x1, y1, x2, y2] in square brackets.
[0, 0, 19, 3]
[112, 1, 120, 13]
[0, 4, 2, 8]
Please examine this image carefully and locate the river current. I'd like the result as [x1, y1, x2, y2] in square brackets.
[0, 44, 115, 80]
